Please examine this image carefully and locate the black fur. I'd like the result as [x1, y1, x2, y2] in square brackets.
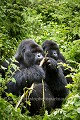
[42, 57, 69, 108]
[29, 83, 55, 115]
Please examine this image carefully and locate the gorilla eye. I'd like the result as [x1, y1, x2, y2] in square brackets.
[37, 53, 41, 57]
[52, 50, 58, 56]
[53, 52, 57, 55]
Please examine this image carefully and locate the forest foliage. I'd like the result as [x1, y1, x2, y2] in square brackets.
[0, 0, 80, 119]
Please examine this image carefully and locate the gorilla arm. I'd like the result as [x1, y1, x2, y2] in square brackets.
[5, 65, 45, 96]
[43, 57, 69, 98]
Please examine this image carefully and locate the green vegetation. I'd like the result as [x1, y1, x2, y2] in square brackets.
[0, 0, 80, 119]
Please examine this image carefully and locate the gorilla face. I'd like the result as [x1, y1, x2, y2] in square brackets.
[15, 39, 44, 67]
[42, 40, 59, 60]
[47, 50, 58, 60]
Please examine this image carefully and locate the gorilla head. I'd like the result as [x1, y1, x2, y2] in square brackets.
[15, 39, 44, 67]
[42, 40, 59, 60]
[42, 40, 66, 62]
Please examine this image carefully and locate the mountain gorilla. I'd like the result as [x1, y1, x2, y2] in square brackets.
[41, 40, 69, 108]
[1, 39, 55, 115]
[1, 39, 45, 95]
[42, 40, 73, 84]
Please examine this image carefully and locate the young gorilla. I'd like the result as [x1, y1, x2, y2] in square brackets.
[42, 40, 73, 84]
[1, 39, 55, 115]
[41, 40, 69, 108]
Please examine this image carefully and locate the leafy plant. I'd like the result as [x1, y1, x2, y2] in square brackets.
[0, 0, 80, 119]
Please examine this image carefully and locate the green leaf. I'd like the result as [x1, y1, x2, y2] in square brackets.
[77, 108, 80, 113]
[0, 77, 3, 83]
[11, 78, 16, 83]
[75, 101, 80, 107]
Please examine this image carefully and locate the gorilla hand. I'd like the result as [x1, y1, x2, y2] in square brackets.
[43, 57, 58, 72]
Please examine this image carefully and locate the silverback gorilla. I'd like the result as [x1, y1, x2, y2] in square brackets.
[1, 39, 69, 115]
[42, 40, 73, 84]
